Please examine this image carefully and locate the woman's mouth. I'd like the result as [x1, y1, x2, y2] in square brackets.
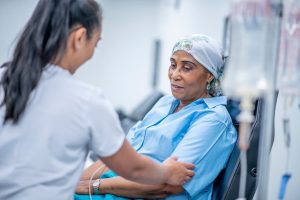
[171, 84, 184, 91]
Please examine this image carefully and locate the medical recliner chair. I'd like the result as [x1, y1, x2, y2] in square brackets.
[89, 90, 164, 162]
[117, 90, 164, 133]
[211, 99, 261, 200]
[212, 97, 276, 200]
[88, 90, 164, 162]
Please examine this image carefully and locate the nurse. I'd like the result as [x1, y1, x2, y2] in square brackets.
[0, 0, 194, 200]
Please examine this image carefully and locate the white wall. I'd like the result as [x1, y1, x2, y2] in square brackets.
[75, 0, 160, 112]
[0, 0, 38, 62]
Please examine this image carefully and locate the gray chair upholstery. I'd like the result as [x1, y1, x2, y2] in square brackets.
[212, 98, 271, 200]
[212, 99, 261, 200]
[89, 90, 164, 162]
[117, 90, 164, 133]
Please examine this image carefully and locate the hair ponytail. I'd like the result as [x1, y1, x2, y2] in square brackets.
[1, 0, 102, 124]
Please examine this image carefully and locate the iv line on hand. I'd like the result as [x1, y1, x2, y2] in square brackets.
[89, 163, 105, 200]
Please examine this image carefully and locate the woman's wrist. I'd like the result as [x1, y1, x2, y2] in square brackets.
[99, 179, 111, 194]
[92, 179, 101, 194]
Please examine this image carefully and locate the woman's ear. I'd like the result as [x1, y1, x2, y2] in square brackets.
[72, 27, 87, 51]
[207, 73, 214, 83]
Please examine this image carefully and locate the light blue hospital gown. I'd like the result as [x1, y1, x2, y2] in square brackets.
[75, 95, 237, 200]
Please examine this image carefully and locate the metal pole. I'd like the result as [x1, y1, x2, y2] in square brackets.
[256, 1, 283, 199]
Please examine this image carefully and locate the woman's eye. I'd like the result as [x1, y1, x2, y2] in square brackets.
[170, 63, 176, 69]
[183, 65, 192, 71]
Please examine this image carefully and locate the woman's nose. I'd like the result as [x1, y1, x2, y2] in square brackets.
[171, 69, 181, 80]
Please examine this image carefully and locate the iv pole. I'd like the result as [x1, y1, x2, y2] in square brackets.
[256, 0, 283, 199]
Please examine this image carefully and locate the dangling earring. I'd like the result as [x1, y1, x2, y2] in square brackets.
[206, 82, 211, 91]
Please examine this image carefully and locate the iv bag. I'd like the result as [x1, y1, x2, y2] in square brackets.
[277, 0, 300, 96]
[223, 0, 272, 99]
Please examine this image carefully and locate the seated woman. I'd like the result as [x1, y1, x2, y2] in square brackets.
[75, 34, 237, 199]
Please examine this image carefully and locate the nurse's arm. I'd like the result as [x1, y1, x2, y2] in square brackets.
[80, 160, 109, 180]
[100, 139, 194, 185]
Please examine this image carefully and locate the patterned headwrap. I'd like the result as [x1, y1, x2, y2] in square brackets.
[172, 34, 226, 96]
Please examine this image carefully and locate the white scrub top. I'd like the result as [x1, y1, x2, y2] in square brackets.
[0, 65, 125, 200]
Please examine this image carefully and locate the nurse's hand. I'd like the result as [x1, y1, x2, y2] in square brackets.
[163, 157, 195, 186]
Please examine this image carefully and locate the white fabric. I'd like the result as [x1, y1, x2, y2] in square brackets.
[0, 65, 125, 200]
[172, 34, 225, 79]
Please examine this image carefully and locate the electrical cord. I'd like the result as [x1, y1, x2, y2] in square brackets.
[88, 164, 105, 200]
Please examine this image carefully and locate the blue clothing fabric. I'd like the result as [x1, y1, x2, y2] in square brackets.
[76, 95, 237, 200]
[127, 95, 237, 199]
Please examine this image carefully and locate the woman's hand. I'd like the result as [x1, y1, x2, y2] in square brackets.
[163, 157, 195, 185]
[75, 180, 91, 194]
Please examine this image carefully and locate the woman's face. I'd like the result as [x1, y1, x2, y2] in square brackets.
[168, 50, 213, 105]
[79, 27, 102, 64]
[69, 26, 102, 73]
[57, 26, 102, 73]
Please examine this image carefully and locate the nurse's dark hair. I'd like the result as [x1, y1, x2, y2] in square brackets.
[0, 0, 102, 124]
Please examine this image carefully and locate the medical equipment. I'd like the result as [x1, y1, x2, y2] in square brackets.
[212, 98, 263, 200]
[88, 164, 105, 200]
[222, 0, 281, 199]
[277, 0, 300, 96]
[278, 96, 293, 200]
[223, 0, 270, 99]
[276, 0, 300, 198]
